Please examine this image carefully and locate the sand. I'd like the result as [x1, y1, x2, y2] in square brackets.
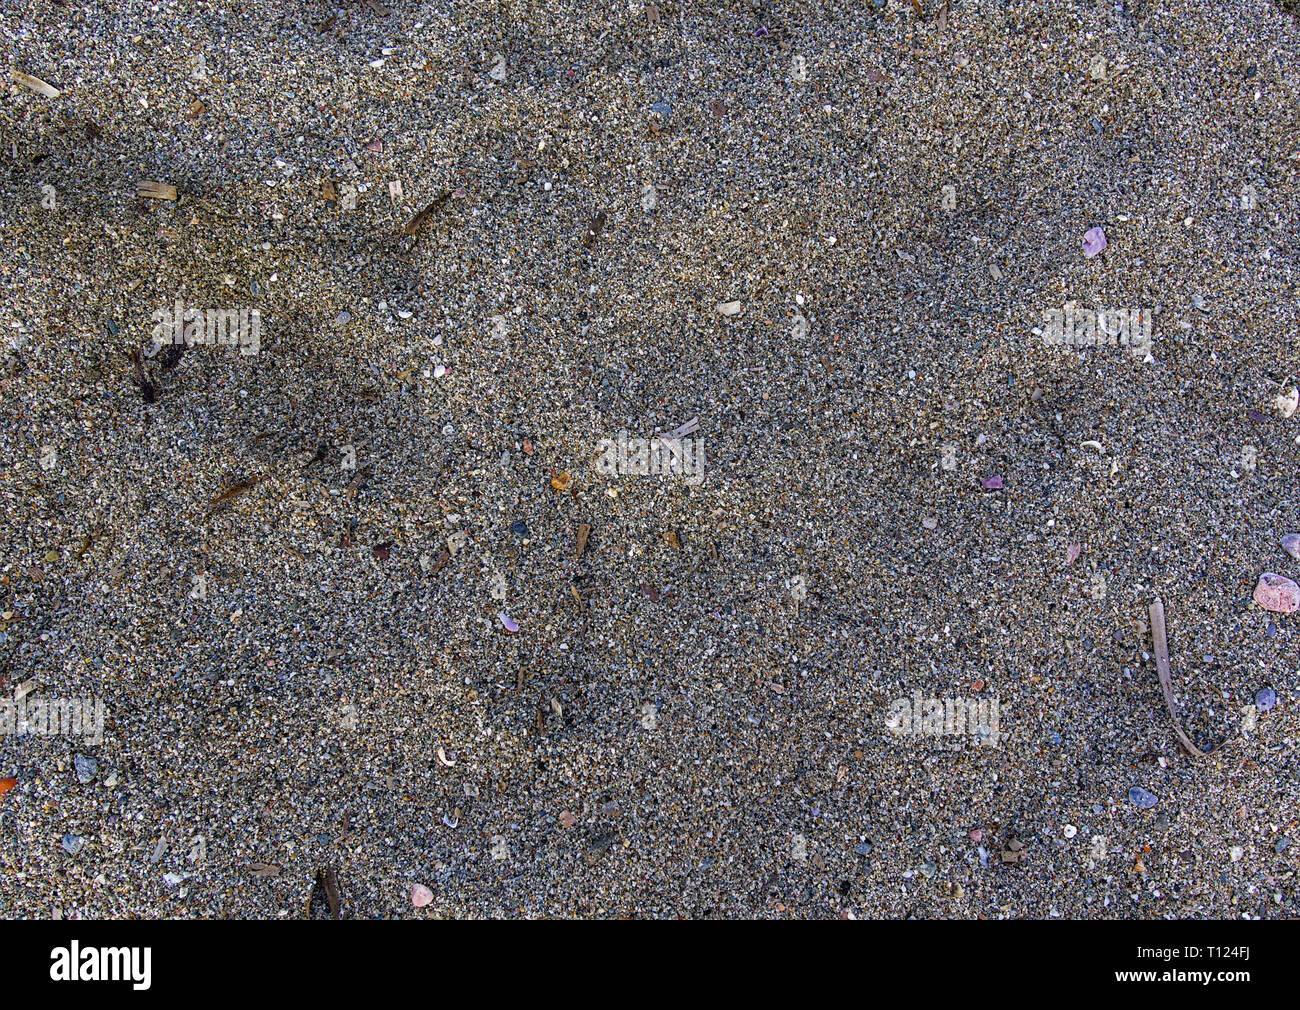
[0, 0, 1297, 918]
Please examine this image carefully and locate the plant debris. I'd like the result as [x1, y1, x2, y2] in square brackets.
[1148, 598, 1213, 757]
[136, 180, 178, 201]
[203, 474, 267, 519]
[314, 866, 341, 919]
[582, 210, 607, 246]
[12, 69, 60, 98]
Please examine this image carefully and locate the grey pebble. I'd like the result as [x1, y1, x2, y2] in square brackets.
[74, 753, 98, 784]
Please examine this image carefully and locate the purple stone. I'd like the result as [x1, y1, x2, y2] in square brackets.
[1082, 226, 1107, 258]
[1128, 786, 1157, 809]
[1256, 688, 1278, 712]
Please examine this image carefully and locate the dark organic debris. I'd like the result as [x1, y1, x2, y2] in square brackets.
[203, 474, 267, 519]
[403, 191, 450, 237]
[129, 349, 156, 403]
[308, 866, 341, 919]
[583, 210, 607, 247]
[157, 343, 185, 372]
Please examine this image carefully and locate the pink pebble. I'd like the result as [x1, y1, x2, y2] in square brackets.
[1283, 534, 1300, 561]
[970, 829, 982, 842]
[1254, 572, 1300, 614]
[499, 612, 519, 633]
[1082, 227, 1107, 258]
[411, 883, 433, 908]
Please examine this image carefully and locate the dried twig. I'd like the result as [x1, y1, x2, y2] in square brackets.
[403, 192, 450, 237]
[1149, 599, 1220, 757]
[203, 474, 267, 519]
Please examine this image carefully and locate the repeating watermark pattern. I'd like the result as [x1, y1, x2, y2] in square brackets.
[147, 297, 261, 355]
[1038, 304, 1152, 355]
[885, 691, 1001, 746]
[596, 418, 705, 485]
[2, 696, 104, 743]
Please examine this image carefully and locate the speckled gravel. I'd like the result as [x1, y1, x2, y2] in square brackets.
[1, 0, 1298, 919]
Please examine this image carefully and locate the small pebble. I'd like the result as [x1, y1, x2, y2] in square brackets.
[61, 833, 83, 855]
[1254, 572, 1300, 614]
[1128, 786, 1158, 809]
[410, 883, 433, 908]
[1082, 226, 1107, 258]
[1282, 534, 1300, 561]
[1255, 687, 1277, 712]
[73, 753, 98, 784]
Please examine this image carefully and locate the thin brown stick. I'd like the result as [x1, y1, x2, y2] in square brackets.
[1149, 598, 1211, 757]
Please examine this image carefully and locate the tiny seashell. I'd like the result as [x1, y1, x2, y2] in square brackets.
[1067, 543, 1082, 565]
[716, 300, 742, 316]
[411, 883, 434, 908]
[1276, 387, 1298, 419]
[499, 611, 519, 632]
[436, 747, 456, 767]
[1254, 572, 1300, 614]
[1063, 824, 1078, 839]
